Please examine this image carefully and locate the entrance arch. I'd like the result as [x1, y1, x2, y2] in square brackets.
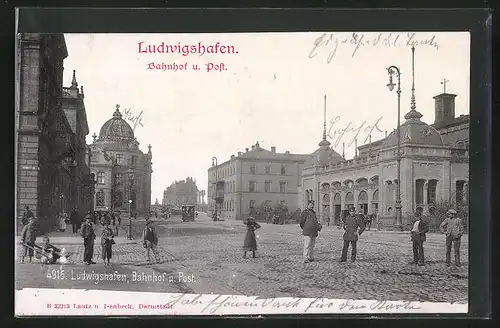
[333, 193, 341, 225]
[358, 190, 368, 214]
[322, 193, 330, 225]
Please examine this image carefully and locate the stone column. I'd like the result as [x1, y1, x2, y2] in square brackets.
[423, 180, 428, 215]
[367, 188, 373, 213]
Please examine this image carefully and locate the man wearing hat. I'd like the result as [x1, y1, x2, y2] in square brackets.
[439, 209, 464, 267]
[142, 217, 161, 263]
[299, 200, 322, 263]
[410, 208, 428, 266]
[80, 214, 96, 265]
[339, 207, 366, 263]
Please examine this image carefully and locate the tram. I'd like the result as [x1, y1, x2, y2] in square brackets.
[181, 205, 196, 222]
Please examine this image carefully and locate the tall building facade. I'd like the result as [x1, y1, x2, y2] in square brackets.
[16, 33, 95, 226]
[207, 142, 309, 220]
[89, 106, 152, 215]
[163, 177, 199, 206]
[300, 91, 469, 228]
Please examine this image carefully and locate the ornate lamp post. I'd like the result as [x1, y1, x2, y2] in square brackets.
[386, 64, 403, 231]
[212, 157, 218, 221]
[126, 167, 135, 239]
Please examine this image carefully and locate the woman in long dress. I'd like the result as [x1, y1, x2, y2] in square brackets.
[243, 217, 261, 258]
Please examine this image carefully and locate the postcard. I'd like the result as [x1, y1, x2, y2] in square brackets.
[15, 31, 470, 316]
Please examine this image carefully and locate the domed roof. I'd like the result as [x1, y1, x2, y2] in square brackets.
[383, 109, 443, 148]
[305, 138, 345, 167]
[99, 106, 135, 141]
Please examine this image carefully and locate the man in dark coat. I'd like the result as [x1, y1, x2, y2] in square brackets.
[21, 205, 34, 226]
[70, 207, 80, 234]
[410, 209, 428, 266]
[339, 208, 366, 263]
[80, 215, 96, 265]
[299, 200, 322, 263]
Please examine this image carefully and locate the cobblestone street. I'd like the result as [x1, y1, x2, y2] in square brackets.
[16, 213, 468, 303]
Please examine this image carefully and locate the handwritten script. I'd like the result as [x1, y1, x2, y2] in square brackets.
[309, 32, 439, 63]
[165, 294, 422, 314]
[122, 108, 145, 132]
[327, 116, 384, 147]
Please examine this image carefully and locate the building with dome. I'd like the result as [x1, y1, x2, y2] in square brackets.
[89, 105, 153, 215]
[299, 90, 469, 228]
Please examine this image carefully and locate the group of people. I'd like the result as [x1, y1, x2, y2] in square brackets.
[241, 200, 465, 268]
[19, 204, 163, 265]
[298, 200, 465, 266]
[77, 215, 162, 266]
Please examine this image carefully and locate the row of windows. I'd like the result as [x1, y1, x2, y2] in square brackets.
[114, 154, 138, 166]
[96, 172, 143, 186]
[249, 164, 286, 175]
[210, 200, 288, 212]
[213, 164, 288, 180]
[249, 181, 287, 193]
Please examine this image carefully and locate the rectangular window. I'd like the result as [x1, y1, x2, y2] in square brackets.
[115, 154, 123, 165]
[97, 172, 105, 184]
[265, 181, 271, 192]
[130, 155, 136, 165]
[249, 181, 256, 192]
[249, 200, 255, 209]
[250, 165, 256, 174]
[280, 182, 286, 193]
[114, 174, 122, 185]
[265, 165, 271, 174]
[280, 165, 286, 175]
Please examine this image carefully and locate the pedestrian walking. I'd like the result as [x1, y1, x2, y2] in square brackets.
[21, 205, 34, 226]
[409, 208, 428, 266]
[299, 200, 322, 263]
[101, 220, 115, 266]
[80, 215, 96, 265]
[20, 217, 36, 263]
[142, 217, 161, 263]
[439, 209, 464, 267]
[339, 208, 366, 263]
[243, 216, 261, 258]
[70, 207, 80, 234]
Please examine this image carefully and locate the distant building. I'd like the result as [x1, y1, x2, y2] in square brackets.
[163, 177, 199, 207]
[16, 33, 95, 224]
[207, 142, 309, 220]
[89, 106, 153, 215]
[300, 91, 469, 228]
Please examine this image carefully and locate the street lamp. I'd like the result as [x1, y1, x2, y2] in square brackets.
[126, 167, 135, 239]
[212, 156, 218, 221]
[386, 64, 403, 231]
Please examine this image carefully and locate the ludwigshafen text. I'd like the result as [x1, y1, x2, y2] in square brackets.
[71, 270, 127, 284]
[138, 41, 238, 56]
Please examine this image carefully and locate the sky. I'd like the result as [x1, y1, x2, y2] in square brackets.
[62, 32, 470, 204]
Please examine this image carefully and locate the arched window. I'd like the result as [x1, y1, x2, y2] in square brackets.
[427, 180, 438, 205]
[358, 191, 368, 214]
[112, 191, 123, 208]
[96, 190, 105, 206]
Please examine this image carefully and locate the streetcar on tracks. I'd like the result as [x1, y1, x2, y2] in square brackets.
[181, 205, 196, 222]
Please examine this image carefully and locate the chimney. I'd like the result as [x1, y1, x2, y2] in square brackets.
[251, 145, 255, 150]
[285, 151, 290, 155]
[245, 148, 249, 152]
[433, 93, 457, 124]
[231, 155, 235, 160]
[238, 152, 243, 156]
[271, 146, 276, 153]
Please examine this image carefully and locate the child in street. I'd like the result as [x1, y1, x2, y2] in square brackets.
[243, 217, 261, 258]
[101, 220, 115, 266]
